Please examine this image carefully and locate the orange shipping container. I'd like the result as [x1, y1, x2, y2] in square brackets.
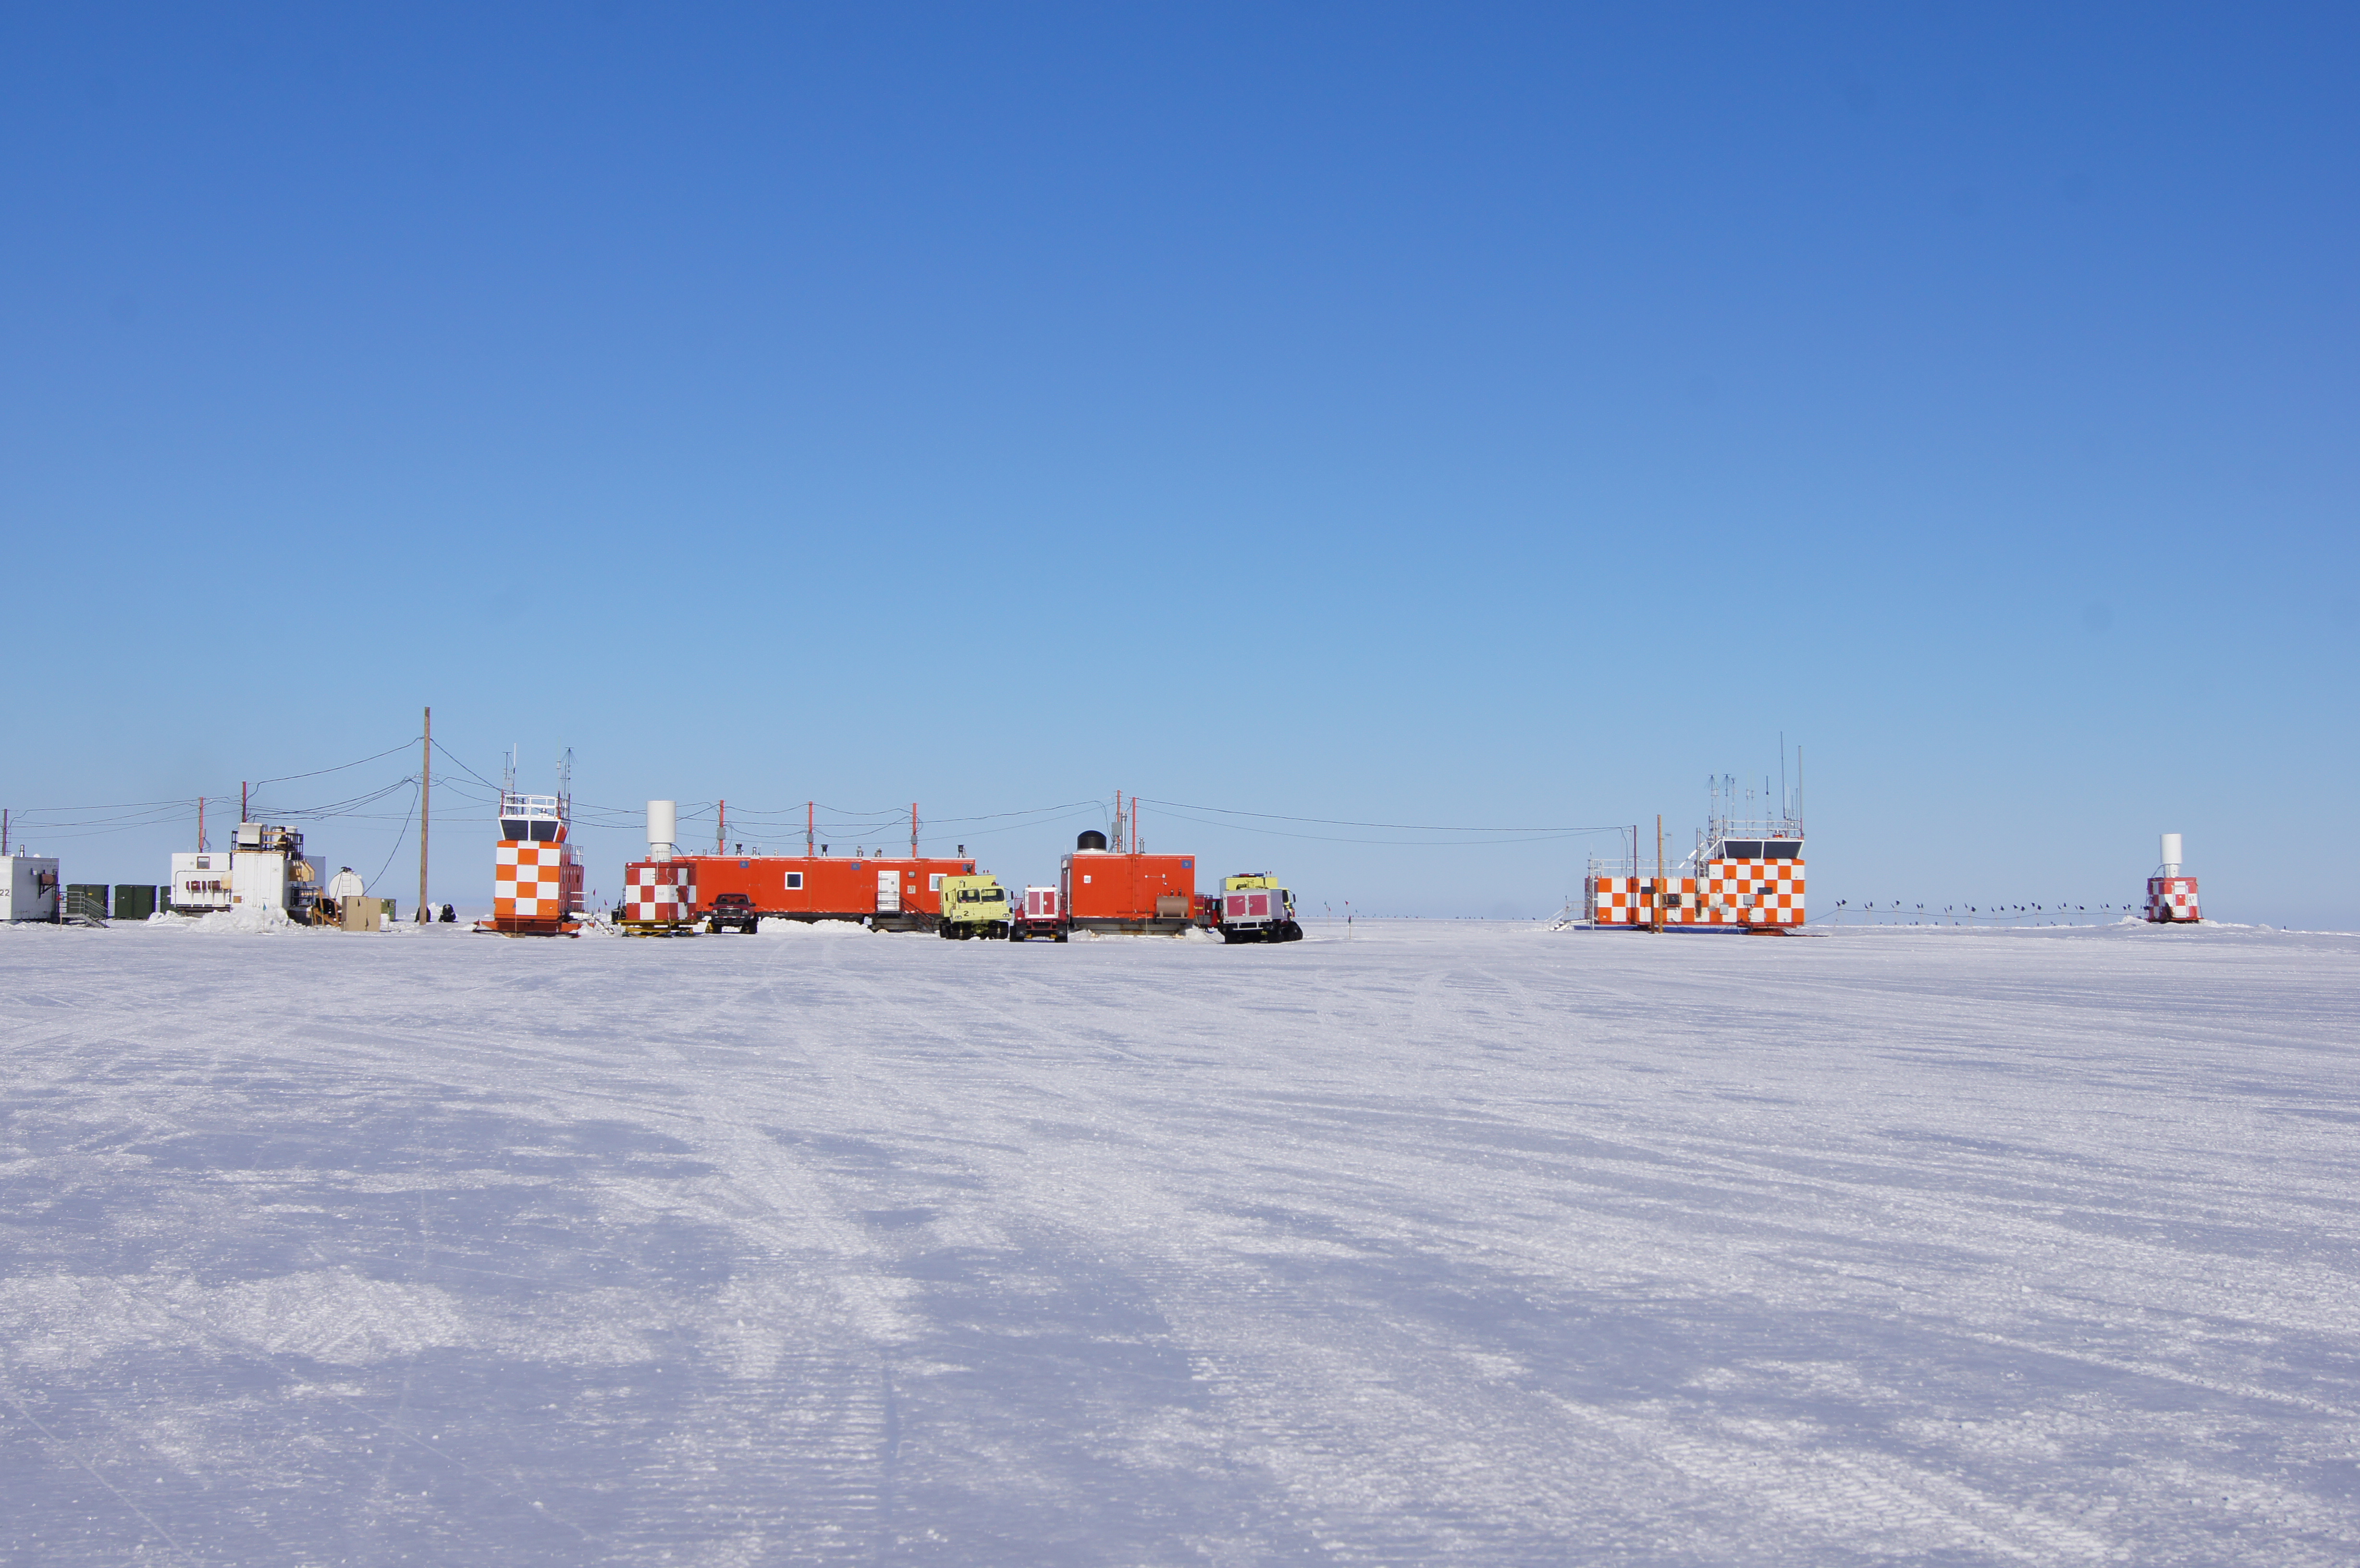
[1060, 851, 1198, 927]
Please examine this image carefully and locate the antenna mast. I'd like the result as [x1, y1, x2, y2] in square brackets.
[418, 707, 431, 923]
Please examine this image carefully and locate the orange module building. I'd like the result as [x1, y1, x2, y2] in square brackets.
[620, 799, 976, 931]
[669, 852, 978, 930]
[1060, 830, 1203, 935]
[1590, 848, 1807, 929]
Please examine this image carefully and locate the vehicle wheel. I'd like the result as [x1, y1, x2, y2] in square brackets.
[1281, 921, 1303, 942]
[1053, 931, 1068, 943]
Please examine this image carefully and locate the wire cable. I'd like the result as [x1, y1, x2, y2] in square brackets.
[364, 782, 421, 897]
[430, 740, 504, 794]
[251, 740, 424, 788]
[1137, 797, 1627, 834]
[1140, 805, 1627, 847]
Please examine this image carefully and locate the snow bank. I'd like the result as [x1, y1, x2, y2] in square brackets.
[142, 906, 312, 935]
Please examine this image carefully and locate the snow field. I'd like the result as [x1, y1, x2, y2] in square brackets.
[1, 918, 2356, 1564]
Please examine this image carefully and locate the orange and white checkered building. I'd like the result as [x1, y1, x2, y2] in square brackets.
[492, 840, 584, 931]
[2145, 876, 2199, 923]
[1587, 860, 1806, 928]
[1693, 859, 1806, 926]
[623, 861, 697, 927]
[1590, 875, 1645, 924]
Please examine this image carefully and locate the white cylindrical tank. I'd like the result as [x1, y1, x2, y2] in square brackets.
[648, 800, 678, 860]
[2160, 833, 2183, 874]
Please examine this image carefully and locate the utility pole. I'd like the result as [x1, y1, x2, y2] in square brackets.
[807, 801, 814, 857]
[910, 803, 918, 860]
[241, 780, 248, 826]
[198, 797, 206, 852]
[718, 799, 726, 855]
[2, 808, 8, 856]
[419, 706, 431, 922]
[1653, 813, 1665, 931]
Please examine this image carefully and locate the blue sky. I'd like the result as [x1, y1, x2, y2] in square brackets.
[4, 5, 2354, 923]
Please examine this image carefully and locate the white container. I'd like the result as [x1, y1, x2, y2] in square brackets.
[647, 800, 677, 860]
[2, 855, 60, 922]
[171, 851, 234, 913]
[2160, 833, 2184, 875]
[232, 850, 288, 913]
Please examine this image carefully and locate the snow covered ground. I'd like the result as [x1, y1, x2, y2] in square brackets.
[2, 917, 2356, 1565]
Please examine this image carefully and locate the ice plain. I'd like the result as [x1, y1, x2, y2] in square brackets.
[1, 916, 2356, 1566]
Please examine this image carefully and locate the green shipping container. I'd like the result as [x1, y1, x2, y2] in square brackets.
[67, 883, 110, 918]
[114, 884, 159, 921]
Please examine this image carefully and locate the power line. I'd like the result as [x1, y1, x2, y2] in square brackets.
[364, 782, 421, 896]
[1136, 797, 1627, 834]
[251, 739, 423, 788]
[1141, 804, 1624, 847]
[430, 740, 503, 794]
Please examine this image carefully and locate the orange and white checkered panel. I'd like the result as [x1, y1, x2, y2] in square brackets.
[2145, 876, 2199, 923]
[1699, 859, 1807, 925]
[494, 841, 579, 920]
[624, 861, 697, 924]
[1590, 876, 1640, 924]
[1659, 877, 1705, 924]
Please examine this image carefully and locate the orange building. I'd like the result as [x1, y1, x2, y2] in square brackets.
[1586, 833, 1807, 931]
[485, 792, 585, 936]
[1060, 845, 1201, 933]
[627, 853, 979, 930]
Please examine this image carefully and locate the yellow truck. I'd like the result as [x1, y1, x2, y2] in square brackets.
[937, 873, 1013, 940]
